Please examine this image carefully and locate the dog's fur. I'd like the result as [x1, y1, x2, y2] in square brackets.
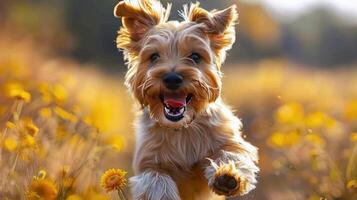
[114, 1, 259, 199]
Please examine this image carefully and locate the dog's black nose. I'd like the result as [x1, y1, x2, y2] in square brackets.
[163, 72, 183, 90]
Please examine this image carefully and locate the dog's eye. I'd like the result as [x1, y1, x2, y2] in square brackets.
[189, 53, 201, 64]
[150, 53, 160, 63]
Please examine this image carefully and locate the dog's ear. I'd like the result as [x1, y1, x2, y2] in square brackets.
[186, 3, 238, 66]
[114, 0, 171, 55]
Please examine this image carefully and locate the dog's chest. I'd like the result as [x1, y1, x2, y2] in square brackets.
[148, 125, 221, 170]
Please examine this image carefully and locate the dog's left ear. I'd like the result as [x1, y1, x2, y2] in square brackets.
[114, 0, 171, 56]
[186, 3, 238, 66]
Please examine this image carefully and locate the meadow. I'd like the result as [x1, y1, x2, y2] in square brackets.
[0, 32, 357, 200]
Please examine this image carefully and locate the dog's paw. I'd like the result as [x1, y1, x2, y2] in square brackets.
[209, 162, 247, 197]
[213, 174, 240, 196]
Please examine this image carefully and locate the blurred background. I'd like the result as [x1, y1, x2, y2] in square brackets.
[0, 0, 357, 200]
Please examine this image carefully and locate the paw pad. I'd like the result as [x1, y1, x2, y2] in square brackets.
[213, 174, 240, 195]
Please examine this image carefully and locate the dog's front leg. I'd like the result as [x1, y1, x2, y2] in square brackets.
[204, 141, 259, 197]
[130, 171, 180, 200]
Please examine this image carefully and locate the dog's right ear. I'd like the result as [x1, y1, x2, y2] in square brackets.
[114, 0, 171, 55]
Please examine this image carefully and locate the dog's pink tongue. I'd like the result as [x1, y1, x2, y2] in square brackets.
[164, 93, 186, 108]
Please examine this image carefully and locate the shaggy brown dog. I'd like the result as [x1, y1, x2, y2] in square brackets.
[113, 1, 259, 199]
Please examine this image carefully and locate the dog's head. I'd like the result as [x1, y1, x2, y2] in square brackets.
[114, 0, 237, 128]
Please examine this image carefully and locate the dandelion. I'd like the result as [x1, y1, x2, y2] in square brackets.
[100, 168, 127, 200]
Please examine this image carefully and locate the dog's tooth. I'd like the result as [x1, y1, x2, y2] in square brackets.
[179, 107, 184, 114]
[164, 107, 170, 114]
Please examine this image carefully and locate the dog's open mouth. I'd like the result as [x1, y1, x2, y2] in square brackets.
[160, 93, 192, 122]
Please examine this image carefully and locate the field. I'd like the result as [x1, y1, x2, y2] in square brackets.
[0, 32, 357, 200]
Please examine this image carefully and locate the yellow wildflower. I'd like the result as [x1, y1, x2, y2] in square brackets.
[37, 83, 53, 103]
[4, 137, 18, 151]
[22, 134, 36, 147]
[66, 195, 82, 200]
[268, 131, 300, 148]
[306, 133, 325, 147]
[53, 84, 68, 103]
[100, 168, 127, 192]
[344, 100, 357, 120]
[305, 112, 330, 128]
[351, 133, 357, 142]
[26, 191, 41, 200]
[347, 179, 357, 190]
[25, 121, 39, 137]
[275, 102, 304, 124]
[308, 194, 324, 200]
[5, 82, 31, 102]
[6, 121, 15, 129]
[27, 178, 58, 200]
[39, 107, 52, 118]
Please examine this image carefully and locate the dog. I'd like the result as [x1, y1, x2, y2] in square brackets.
[113, 1, 259, 199]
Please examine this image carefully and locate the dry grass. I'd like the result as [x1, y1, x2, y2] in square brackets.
[0, 34, 357, 200]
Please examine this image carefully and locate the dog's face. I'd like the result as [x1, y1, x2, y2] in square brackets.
[114, 0, 237, 128]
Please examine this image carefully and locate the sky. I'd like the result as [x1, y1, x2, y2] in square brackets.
[248, 0, 357, 24]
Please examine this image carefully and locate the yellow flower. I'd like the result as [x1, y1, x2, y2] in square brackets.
[306, 133, 325, 147]
[26, 191, 41, 200]
[6, 121, 15, 129]
[268, 131, 300, 148]
[39, 108, 52, 118]
[100, 168, 127, 192]
[275, 102, 304, 124]
[351, 133, 357, 142]
[4, 137, 18, 152]
[25, 121, 39, 137]
[5, 82, 31, 102]
[344, 100, 357, 120]
[27, 178, 58, 200]
[53, 84, 68, 103]
[308, 194, 324, 200]
[347, 179, 357, 190]
[22, 134, 36, 147]
[66, 195, 82, 200]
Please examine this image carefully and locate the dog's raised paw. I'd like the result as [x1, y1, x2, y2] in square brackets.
[209, 162, 248, 197]
[213, 174, 240, 196]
